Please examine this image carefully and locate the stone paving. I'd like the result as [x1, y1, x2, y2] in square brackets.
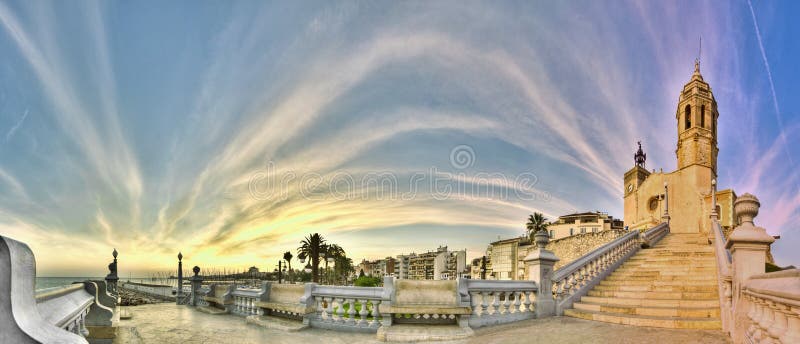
[115, 303, 731, 344]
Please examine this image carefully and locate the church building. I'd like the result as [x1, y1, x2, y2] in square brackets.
[623, 61, 737, 235]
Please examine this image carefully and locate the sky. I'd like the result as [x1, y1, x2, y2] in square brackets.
[0, 1, 798, 277]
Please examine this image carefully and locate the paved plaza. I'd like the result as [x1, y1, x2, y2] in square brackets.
[115, 303, 731, 344]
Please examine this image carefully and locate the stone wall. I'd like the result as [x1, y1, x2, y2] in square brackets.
[542, 229, 629, 270]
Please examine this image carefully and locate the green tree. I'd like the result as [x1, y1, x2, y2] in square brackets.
[526, 213, 549, 239]
[298, 233, 326, 283]
[323, 243, 345, 284]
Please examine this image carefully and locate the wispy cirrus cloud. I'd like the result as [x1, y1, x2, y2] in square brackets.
[0, 1, 797, 276]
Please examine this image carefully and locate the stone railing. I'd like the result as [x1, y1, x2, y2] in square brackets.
[640, 222, 669, 248]
[1, 235, 118, 343]
[35, 284, 94, 337]
[551, 229, 643, 315]
[711, 218, 734, 334]
[232, 287, 265, 316]
[120, 281, 176, 301]
[741, 269, 800, 344]
[462, 279, 537, 328]
[310, 285, 385, 332]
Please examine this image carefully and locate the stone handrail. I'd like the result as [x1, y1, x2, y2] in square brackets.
[310, 284, 385, 332]
[740, 269, 800, 344]
[35, 284, 93, 335]
[1, 235, 116, 343]
[551, 229, 643, 315]
[120, 281, 176, 301]
[641, 222, 669, 247]
[711, 219, 733, 335]
[462, 279, 537, 328]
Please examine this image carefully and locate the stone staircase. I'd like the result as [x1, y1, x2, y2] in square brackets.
[564, 233, 721, 329]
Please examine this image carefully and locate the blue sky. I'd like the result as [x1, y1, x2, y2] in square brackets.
[0, 1, 798, 276]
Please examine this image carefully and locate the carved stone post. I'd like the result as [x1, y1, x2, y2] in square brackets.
[176, 252, 184, 303]
[105, 249, 119, 296]
[661, 182, 670, 224]
[726, 193, 775, 343]
[190, 266, 203, 307]
[523, 230, 559, 317]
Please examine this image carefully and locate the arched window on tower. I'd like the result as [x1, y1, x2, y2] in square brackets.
[701, 105, 706, 128]
[685, 105, 691, 130]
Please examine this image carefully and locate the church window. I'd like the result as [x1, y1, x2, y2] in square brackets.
[701, 105, 706, 128]
[684, 105, 691, 129]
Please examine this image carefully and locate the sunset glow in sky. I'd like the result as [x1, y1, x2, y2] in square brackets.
[0, 1, 798, 277]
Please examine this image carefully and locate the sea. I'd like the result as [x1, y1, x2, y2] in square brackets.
[35, 277, 176, 291]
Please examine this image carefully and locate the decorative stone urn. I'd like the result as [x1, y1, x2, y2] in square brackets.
[734, 193, 759, 225]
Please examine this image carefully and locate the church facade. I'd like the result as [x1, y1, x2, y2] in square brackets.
[624, 62, 737, 235]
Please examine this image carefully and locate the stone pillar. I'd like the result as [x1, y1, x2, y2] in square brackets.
[190, 266, 203, 307]
[105, 248, 119, 296]
[661, 182, 670, 224]
[176, 252, 184, 302]
[523, 230, 559, 317]
[708, 179, 718, 243]
[725, 193, 775, 342]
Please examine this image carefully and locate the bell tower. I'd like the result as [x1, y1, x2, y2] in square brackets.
[675, 60, 719, 174]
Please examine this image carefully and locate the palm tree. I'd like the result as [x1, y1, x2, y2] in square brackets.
[298, 233, 326, 283]
[526, 213, 549, 239]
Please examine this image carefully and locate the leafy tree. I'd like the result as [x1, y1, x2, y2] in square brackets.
[354, 275, 382, 287]
[526, 213, 549, 239]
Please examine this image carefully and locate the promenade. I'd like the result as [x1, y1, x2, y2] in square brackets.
[115, 303, 730, 344]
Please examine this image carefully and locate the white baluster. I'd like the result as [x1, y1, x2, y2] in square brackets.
[371, 300, 382, 327]
[768, 303, 789, 343]
[781, 306, 800, 344]
[480, 291, 489, 316]
[469, 291, 480, 316]
[347, 298, 357, 325]
[337, 298, 346, 323]
[501, 292, 510, 314]
[358, 299, 369, 326]
[490, 292, 500, 315]
[326, 297, 335, 322]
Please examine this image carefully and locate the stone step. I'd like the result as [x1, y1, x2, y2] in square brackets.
[564, 308, 721, 329]
[376, 324, 474, 342]
[593, 284, 718, 293]
[620, 263, 716, 269]
[587, 290, 718, 300]
[606, 272, 717, 279]
[605, 275, 716, 282]
[599, 280, 717, 287]
[579, 295, 720, 308]
[614, 266, 717, 272]
[573, 302, 720, 318]
[245, 314, 309, 332]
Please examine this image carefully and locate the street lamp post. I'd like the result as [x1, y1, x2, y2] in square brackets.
[275, 260, 287, 284]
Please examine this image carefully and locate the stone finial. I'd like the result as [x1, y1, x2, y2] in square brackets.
[534, 229, 549, 249]
[178, 252, 183, 261]
[727, 193, 774, 250]
[734, 193, 759, 225]
[112, 248, 118, 259]
[192, 266, 200, 276]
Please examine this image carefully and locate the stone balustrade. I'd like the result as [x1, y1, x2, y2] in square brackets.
[640, 222, 669, 248]
[741, 269, 800, 344]
[1, 235, 118, 343]
[711, 219, 734, 335]
[551, 228, 644, 315]
[462, 279, 537, 328]
[310, 285, 384, 332]
[232, 288, 264, 316]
